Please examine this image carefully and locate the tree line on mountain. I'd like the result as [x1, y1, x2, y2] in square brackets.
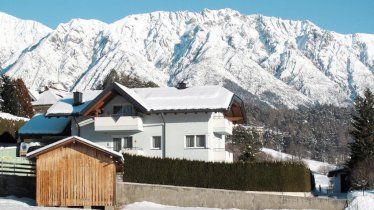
[241, 98, 352, 164]
[95, 69, 158, 89]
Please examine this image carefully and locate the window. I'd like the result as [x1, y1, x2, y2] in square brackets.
[113, 105, 133, 116]
[196, 135, 206, 147]
[152, 136, 161, 149]
[186, 135, 195, 147]
[185, 135, 206, 148]
[113, 138, 122, 152]
[123, 137, 133, 148]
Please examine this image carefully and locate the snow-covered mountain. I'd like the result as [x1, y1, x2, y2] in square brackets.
[1, 9, 374, 108]
[0, 12, 52, 70]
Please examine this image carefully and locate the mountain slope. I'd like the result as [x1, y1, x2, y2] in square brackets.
[0, 12, 52, 70]
[1, 9, 374, 108]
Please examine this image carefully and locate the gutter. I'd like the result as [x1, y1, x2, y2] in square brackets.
[160, 113, 166, 158]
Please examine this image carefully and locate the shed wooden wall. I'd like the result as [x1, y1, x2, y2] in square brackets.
[36, 142, 116, 207]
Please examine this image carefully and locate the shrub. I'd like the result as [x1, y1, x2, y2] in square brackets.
[0, 118, 27, 143]
[123, 154, 312, 192]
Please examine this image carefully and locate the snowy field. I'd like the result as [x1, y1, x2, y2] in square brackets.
[261, 148, 336, 173]
[345, 191, 374, 210]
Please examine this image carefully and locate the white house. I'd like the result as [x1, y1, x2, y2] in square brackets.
[20, 83, 246, 162]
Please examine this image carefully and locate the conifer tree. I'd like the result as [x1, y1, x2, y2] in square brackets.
[14, 79, 34, 118]
[348, 88, 374, 168]
[0, 75, 20, 115]
[226, 126, 262, 162]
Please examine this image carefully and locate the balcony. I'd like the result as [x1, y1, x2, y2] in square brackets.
[213, 117, 233, 135]
[94, 116, 143, 132]
[211, 148, 233, 163]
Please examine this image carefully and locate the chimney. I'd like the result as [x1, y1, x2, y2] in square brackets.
[73, 91, 83, 106]
[176, 82, 187, 90]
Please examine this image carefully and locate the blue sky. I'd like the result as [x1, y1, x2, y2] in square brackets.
[1, 0, 373, 34]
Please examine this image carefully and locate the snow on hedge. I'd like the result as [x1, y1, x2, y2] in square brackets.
[0, 112, 28, 121]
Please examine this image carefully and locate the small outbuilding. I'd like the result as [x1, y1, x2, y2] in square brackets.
[328, 167, 349, 194]
[27, 136, 123, 208]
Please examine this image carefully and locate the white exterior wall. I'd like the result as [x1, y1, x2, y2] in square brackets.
[71, 95, 233, 162]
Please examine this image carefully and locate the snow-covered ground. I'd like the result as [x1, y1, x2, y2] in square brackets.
[261, 148, 336, 173]
[0, 196, 79, 210]
[122, 202, 239, 210]
[345, 191, 374, 210]
[0, 197, 237, 210]
[0, 112, 29, 121]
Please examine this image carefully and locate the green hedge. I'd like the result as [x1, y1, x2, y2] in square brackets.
[123, 154, 312, 192]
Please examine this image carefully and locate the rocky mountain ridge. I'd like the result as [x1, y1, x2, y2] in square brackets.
[1, 9, 374, 108]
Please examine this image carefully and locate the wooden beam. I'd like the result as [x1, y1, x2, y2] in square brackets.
[83, 91, 113, 116]
[225, 116, 243, 121]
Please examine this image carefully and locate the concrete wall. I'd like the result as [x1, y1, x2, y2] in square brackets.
[73, 111, 233, 162]
[0, 175, 36, 199]
[116, 182, 346, 210]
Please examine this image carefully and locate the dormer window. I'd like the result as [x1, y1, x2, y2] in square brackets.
[113, 105, 133, 117]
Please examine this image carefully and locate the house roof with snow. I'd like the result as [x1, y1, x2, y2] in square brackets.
[28, 90, 40, 102]
[26, 136, 123, 162]
[46, 90, 101, 116]
[46, 83, 247, 124]
[31, 88, 69, 106]
[18, 114, 70, 135]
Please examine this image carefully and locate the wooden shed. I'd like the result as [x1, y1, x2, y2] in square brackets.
[27, 136, 123, 208]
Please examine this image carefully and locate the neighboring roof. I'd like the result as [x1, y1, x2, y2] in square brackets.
[32, 88, 68, 106]
[28, 90, 40, 101]
[26, 136, 124, 162]
[328, 167, 348, 177]
[18, 114, 70, 135]
[46, 90, 101, 116]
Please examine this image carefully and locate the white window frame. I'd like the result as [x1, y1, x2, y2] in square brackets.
[111, 135, 133, 150]
[184, 135, 207, 149]
[123, 136, 133, 149]
[151, 136, 162, 150]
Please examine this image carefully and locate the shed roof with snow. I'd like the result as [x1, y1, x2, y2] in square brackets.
[27, 136, 123, 162]
[32, 89, 69, 106]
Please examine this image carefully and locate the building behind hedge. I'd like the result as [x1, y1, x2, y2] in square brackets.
[20, 82, 246, 162]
